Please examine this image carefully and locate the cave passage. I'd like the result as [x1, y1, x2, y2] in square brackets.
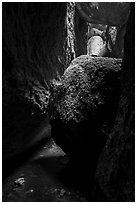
[2, 2, 134, 202]
[3, 138, 90, 202]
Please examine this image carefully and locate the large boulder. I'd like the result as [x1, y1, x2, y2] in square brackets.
[50, 55, 122, 160]
[87, 36, 105, 56]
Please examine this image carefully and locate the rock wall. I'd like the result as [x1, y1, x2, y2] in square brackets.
[3, 4, 135, 201]
[94, 3, 135, 201]
[2, 3, 68, 160]
[74, 8, 87, 57]
[2, 2, 90, 161]
[76, 3, 130, 26]
[76, 3, 131, 58]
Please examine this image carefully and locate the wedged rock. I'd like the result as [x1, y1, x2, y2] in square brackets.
[76, 3, 130, 58]
[50, 55, 122, 159]
[87, 36, 105, 56]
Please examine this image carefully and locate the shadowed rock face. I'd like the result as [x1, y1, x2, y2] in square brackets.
[50, 56, 122, 159]
[3, 3, 134, 202]
[94, 4, 135, 202]
[76, 3, 131, 58]
[2, 2, 91, 162]
[76, 2, 130, 26]
[2, 3, 67, 161]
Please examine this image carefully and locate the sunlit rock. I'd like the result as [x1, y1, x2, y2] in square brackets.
[87, 36, 104, 56]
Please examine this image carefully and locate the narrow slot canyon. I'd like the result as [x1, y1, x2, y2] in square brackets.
[2, 2, 135, 202]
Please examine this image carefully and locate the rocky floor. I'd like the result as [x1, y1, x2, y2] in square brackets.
[2, 138, 89, 202]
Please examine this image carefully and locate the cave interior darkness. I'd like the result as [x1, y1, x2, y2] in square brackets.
[2, 2, 135, 202]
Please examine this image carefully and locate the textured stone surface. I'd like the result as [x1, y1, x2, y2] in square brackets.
[76, 3, 130, 58]
[50, 55, 122, 158]
[76, 2, 130, 26]
[2, 2, 134, 202]
[94, 4, 135, 202]
[2, 3, 67, 161]
[87, 36, 104, 56]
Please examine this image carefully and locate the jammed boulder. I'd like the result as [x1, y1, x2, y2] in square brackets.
[87, 36, 105, 56]
[50, 55, 122, 159]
